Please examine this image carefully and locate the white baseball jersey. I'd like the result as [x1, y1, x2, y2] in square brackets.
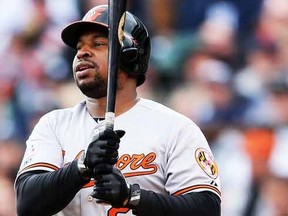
[17, 98, 221, 216]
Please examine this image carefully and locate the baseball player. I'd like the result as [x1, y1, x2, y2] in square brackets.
[15, 4, 221, 216]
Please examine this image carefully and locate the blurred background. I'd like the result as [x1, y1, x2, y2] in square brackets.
[1, 0, 288, 215]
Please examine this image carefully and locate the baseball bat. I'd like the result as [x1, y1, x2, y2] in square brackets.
[88, 0, 127, 202]
[105, 0, 128, 130]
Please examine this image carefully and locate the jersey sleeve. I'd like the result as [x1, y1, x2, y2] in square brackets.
[17, 112, 64, 178]
[164, 122, 221, 198]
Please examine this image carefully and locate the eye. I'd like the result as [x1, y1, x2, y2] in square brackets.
[93, 41, 108, 47]
[76, 43, 82, 50]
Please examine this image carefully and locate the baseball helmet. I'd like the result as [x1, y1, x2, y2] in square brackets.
[61, 5, 151, 86]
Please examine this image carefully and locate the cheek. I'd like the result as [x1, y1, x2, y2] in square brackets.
[72, 57, 77, 74]
[99, 54, 109, 72]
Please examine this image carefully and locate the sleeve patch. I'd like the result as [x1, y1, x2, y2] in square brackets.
[195, 147, 219, 179]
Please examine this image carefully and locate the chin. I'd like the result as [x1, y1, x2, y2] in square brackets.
[78, 85, 107, 99]
[76, 74, 108, 98]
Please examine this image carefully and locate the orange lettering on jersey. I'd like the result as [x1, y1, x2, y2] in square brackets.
[83, 180, 94, 188]
[116, 154, 131, 170]
[130, 154, 144, 170]
[75, 151, 158, 189]
[140, 152, 157, 170]
[116, 152, 157, 177]
[108, 207, 130, 216]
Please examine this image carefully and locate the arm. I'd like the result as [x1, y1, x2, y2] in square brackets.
[92, 167, 221, 216]
[15, 160, 89, 216]
[16, 129, 124, 216]
[91, 125, 221, 215]
[135, 189, 220, 216]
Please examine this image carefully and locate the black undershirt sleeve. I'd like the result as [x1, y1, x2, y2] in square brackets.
[15, 160, 89, 216]
[16, 160, 221, 216]
[134, 189, 221, 216]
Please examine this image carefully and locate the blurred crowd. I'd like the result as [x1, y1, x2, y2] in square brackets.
[1, 0, 288, 215]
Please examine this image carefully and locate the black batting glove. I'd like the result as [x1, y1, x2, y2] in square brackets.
[83, 129, 125, 175]
[91, 166, 131, 207]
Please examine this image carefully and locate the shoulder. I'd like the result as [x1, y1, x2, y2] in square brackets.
[29, 101, 88, 140]
[137, 98, 198, 128]
[38, 101, 87, 125]
[138, 98, 190, 118]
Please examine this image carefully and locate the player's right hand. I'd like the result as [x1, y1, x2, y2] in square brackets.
[84, 129, 125, 171]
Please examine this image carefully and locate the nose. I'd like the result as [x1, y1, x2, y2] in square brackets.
[76, 45, 93, 59]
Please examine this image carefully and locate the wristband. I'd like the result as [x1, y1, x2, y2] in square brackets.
[77, 151, 91, 178]
[128, 184, 141, 208]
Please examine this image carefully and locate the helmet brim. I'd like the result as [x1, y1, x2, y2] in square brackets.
[61, 21, 108, 49]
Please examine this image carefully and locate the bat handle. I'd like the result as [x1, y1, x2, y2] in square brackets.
[89, 112, 115, 203]
[105, 112, 115, 130]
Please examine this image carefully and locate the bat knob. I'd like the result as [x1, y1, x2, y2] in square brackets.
[88, 195, 94, 202]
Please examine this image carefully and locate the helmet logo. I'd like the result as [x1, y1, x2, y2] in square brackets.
[131, 38, 139, 46]
[118, 13, 126, 46]
[84, 7, 106, 22]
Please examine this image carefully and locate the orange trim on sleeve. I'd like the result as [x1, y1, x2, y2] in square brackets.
[75, 150, 85, 160]
[173, 184, 221, 197]
[20, 162, 60, 173]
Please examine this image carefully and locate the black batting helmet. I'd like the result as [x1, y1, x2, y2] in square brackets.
[61, 5, 151, 86]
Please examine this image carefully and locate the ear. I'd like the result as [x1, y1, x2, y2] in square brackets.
[122, 47, 140, 64]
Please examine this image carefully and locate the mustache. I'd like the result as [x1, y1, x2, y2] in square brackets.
[73, 57, 98, 71]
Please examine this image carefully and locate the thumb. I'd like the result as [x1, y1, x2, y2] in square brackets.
[115, 130, 125, 139]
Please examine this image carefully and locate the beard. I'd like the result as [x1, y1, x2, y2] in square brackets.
[76, 73, 107, 99]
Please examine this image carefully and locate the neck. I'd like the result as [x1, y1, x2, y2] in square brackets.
[86, 90, 138, 118]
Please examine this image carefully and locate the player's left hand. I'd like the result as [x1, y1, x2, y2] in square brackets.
[84, 129, 125, 171]
[91, 166, 130, 207]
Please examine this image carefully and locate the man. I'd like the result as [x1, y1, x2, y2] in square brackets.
[15, 4, 221, 216]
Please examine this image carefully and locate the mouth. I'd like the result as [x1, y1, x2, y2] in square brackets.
[75, 61, 95, 78]
[75, 62, 94, 72]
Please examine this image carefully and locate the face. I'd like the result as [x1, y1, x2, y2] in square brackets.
[72, 30, 109, 99]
